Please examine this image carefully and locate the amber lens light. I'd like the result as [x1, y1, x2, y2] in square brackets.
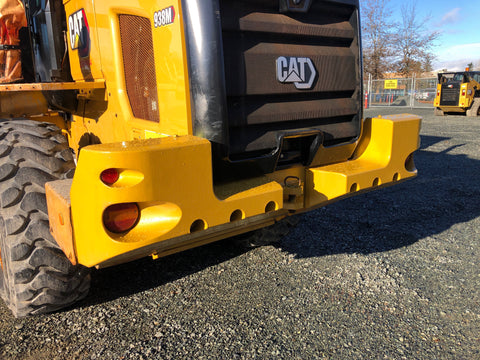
[103, 203, 140, 233]
[100, 168, 120, 185]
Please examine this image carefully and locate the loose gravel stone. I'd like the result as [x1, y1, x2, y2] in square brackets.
[0, 108, 479, 359]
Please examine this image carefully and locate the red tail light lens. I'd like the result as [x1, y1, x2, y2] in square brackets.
[462, 89, 466, 96]
[101, 168, 120, 185]
[103, 203, 140, 233]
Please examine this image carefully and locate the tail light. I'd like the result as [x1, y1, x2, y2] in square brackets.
[100, 168, 120, 185]
[103, 203, 140, 233]
[462, 89, 466, 96]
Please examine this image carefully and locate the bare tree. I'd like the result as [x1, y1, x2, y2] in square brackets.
[394, 1, 438, 77]
[423, 53, 434, 73]
[360, 0, 396, 79]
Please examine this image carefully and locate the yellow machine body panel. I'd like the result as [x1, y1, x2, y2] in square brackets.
[62, 114, 421, 268]
[63, 0, 192, 153]
[306, 114, 420, 207]
[70, 135, 285, 267]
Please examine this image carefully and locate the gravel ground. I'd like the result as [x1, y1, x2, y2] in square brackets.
[1, 108, 479, 359]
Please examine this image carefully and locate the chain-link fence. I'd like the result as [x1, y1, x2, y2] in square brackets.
[364, 75, 438, 109]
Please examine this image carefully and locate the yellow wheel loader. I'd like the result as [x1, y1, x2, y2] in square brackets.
[434, 71, 480, 116]
[0, 0, 421, 317]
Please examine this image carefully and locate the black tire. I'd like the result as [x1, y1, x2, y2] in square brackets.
[0, 119, 90, 317]
[235, 216, 300, 248]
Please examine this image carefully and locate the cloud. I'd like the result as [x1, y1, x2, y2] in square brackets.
[433, 42, 480, 71]
[437, 43, 480, 59]
[438, 8, 461, 26]
[434, 59, 480, 72]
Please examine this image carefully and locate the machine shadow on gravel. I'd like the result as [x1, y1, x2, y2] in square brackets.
[279, 134, 480, 257]
[79, 134, 480, 307]
[80, 238, 252, 308]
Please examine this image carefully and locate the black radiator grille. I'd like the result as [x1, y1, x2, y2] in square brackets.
[440, 86, 460, 106]
[219, 0, 361, 157]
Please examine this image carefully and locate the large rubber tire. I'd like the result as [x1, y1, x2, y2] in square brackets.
[0, 120, 90, 317]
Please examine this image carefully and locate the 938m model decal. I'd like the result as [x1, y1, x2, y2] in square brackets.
[154, 6, 175, 28]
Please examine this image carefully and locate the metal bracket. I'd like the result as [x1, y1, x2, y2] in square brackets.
[0, 79, 106, 101]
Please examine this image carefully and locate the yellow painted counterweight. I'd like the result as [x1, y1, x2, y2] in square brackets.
[45, 114, 421, 268]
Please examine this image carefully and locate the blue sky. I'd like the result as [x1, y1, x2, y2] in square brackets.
[380, 1, 480, 71]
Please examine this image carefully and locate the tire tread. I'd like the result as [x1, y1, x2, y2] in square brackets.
[0, 119, 90, 317]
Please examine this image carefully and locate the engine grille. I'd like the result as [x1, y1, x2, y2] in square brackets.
[219, 0, 361, 158]
[440, 86, 460, 106]
[119, 15, 159, 122]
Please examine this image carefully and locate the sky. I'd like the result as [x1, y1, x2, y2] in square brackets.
[383, 1, 480, 72]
